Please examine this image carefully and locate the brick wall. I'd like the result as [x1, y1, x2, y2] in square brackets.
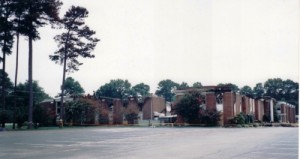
[113, 99, 123, 124]
[223, 92, 234, 125]
[235, 94, 242, 115]
[143, 96, 165, 120]
[255, 99, 264, 121]
[242, 96, 250, 114]
[206, 93, 216, 110]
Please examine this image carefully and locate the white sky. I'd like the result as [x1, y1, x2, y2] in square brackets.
[4, 0, 299, 97]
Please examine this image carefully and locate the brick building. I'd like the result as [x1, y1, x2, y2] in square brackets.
[276, 101, 296, 123]
[173, 86, 297, 126]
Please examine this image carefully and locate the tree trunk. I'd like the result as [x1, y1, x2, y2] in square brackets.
[28, 36, 33, 129]
[1, 40, 7, 128]
[60, 52, 67, 123]
[13, 32, 19, 129]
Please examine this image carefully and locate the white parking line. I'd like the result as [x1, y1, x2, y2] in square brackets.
[252, 152, 298, 156]
[263, 147, 298, 150]
[14, 143, 64, 148]
[271, 144, 298, 146]
[62, 149, 80, 152]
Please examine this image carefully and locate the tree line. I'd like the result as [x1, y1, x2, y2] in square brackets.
[1, 67, 298, 128]
[96, 78, 298, 107]
[0, 0, 99, 129]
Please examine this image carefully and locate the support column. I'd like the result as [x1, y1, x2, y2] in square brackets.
[270, 100, 274, 122]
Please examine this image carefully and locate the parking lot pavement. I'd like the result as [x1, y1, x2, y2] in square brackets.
[231, 131, 298, 159]
[0, 127, 298, 159]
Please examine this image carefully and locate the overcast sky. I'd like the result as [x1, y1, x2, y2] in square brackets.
[4, 0, 299, 97]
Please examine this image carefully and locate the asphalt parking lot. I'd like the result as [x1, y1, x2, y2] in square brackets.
[0, 127, 298, 159]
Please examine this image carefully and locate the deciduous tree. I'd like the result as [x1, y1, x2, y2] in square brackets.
[96, 79, 132, 99]
[0, 69, 13, 127]
[175, 93, 200, 124]
[178, 82, 189, 90]
[217, 83, 239, 93]
[155, 79, 179, 102]
[253, 83, 264, 98]
[240, 85, 254, 97]
[132, 83, 150, 97]
[192, 82, 203, 88]
[63, 77, 85, 96]
[0, 0, 14, 127]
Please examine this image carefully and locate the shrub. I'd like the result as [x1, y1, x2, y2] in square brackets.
[230, 113, 246, 124]
[253, 123, 260, 127]
[236, 124, 242, 128]
[124, 104, 139, 125]
[175, 93, 201, 124]
[198, 108, 221, 126]
[263, 115, 270, 122]
[0, 110, 13, 126]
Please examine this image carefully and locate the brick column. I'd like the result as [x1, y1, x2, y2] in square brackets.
[113, 99, 123, 124]
[263, 100, 270, 121]
[255, 100, 260, 121]
[242, 96, 250, 114]
[235, 94, 242, 115]
[281, 104, 285, 122]
[223, 92, 234, 125]
[206, 93, 216, 110]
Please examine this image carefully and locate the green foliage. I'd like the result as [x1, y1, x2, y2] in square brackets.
[178, 82, 189, 90]
[98, 109, 109, 125]
[65, 98, 107, 125]
[192, 82, 203, 88]
[65, 99, 91, 125]
[15, 0, 62, 39]
[253, 83, 264, 98]
[0, 69, 13, 95]
[15, 81, 51, 104]
[0, 110, 13, 125]
[264, 78, 298, 114]
[217, 83, 239, 93]
[155, 79, 179, 102]
[132, 83, 150, 97]
[124, 101, 139, 124]
[175, 93, 221, 125]
[175, 93, 200, 124]
[263, 114, 270, 122]
[0, 0, 14, 59]
[33, 104, 50, 126]
[63, 77, 85, 96]
[229, 113, 246, 125]
[50, 5, 99, 72]
[198, 109, 221, 126]
[240, 85, 254, 97]
[15, 0, 62, 129]
[96, 79, 133, 99]
[9, 81, 50, 127]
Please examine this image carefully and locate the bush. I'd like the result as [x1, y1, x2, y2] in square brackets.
[236, 124, 242, 128]
[33, 105, 50, 126]
[98, 109, 109, 124]
[198, 109, 221, 126]
[0, 110, 13, 127]
[263, 115, 270, 122]
[124, 104, 139, 125]
[175, 93, 201, 124]
[229, 113, 246, 124]
[253, 123, 260, 127]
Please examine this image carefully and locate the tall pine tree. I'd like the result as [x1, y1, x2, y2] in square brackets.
[50, 6, 99, 122]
